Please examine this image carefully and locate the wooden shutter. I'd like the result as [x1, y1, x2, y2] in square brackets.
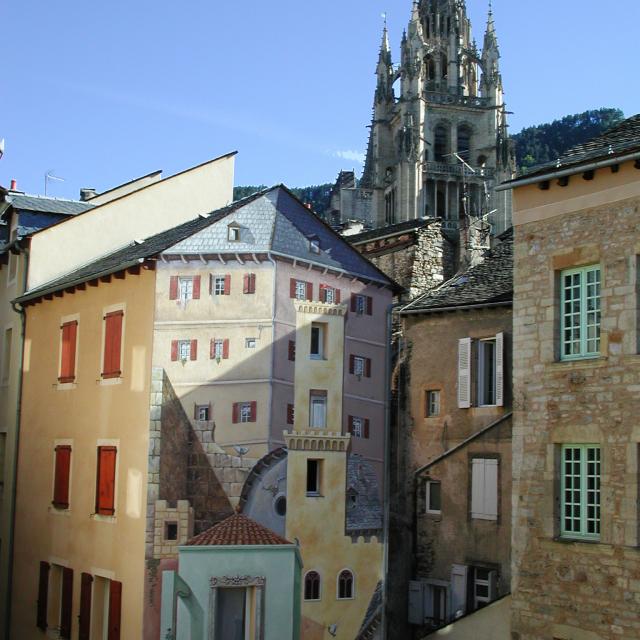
[96, 447, 117, 516]
[171, 340, 178, 362]
[306, 282, 313, 301]
[224, 274, 231, 295]
[471, 458, 498, 520]
[232, 403, 239, 424]
[244, 273, 256, 294]
[366, 296, 373, 315]
[103, 311, 124, 378]
[190, 340, 197, 361]
[59, 321, 78, 383]
[350, 294, 357, 312]
[495, 332, 504, 407]
[108, 581, 122, 640]
[210, 339, 216, 359]
[364, 419, 370, 439]
[37, 561, 50, 630]
[209, 274, 214, 295]
[319, 284, 326, 302]
[222, 339, 229, 359]
[287, 404, 294, 425]
[250, 401, 257, 422]
[288, 340, 296, 362]
[243, 274, 250, 294]
[365, 358, 372, 378]
[169, 276, 179, 300]
[349, 355, 355, 374]
[78, 572, 93, 640]
[450, 564, 468, 618]
[290, 278, 297, 298]
[192, 276, 201, 299]
[471, 458, 485, 519]
[335, 289, 341, 304]
[52, 445, 72, 509]
[408, 581, 425, 625]
[457, 338, 472, 409]
[60, 567, 73, 639]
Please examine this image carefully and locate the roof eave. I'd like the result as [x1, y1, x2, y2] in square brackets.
[398, 298, 512, 316]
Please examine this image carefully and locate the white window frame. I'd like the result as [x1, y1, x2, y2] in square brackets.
[351, 416, 364, 438]
[310, 239, 320, 254]
[239, 403, 252, 424]
[306, 459, 322, 496]
[471, 458, 498, 521]
[472, 568, 497, 609]
[213, 276, 226, 296]
[426, 390, 440, 417]
[355, 295, 366, 315]
[426, 480, 442, 515]
[178, 340, 192, 361]
[213, 339, 224, 360]
[295, 280, 307, 301]
[196, 405, 210, 421]
[353, 356, 365, 377]
[309, 393, 327, 429]
[245, 338, 257, 349]
[477, 338, 497, 407]
[310, 323, 325, 360]
[324, 287, 336, 303]
[228, 225, 240, 242]
[178, 277, 193, 302]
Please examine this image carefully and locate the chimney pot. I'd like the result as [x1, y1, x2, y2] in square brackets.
[80, 188, 97, 202]
[10, 179, 17, 190]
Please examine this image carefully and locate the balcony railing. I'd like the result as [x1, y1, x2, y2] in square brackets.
[424, 91, 490, 108]
[424, 162, 495, 179]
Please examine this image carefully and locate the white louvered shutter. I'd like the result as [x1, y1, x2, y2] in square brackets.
[471, 459, 485, 518]
[458, 338, 472, 408]
[495, 332, 504, 407]
[450, 565, 468, 618]
[484, 459, 499, 520]
[408, 581, 424, 625]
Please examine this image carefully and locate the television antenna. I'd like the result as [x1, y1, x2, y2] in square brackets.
[0, 139, 5, 160]
[44, 170, 65, 196]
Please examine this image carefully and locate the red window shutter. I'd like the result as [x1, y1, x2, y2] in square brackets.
[60, 567, 73, 639]
[209, 274, 214, 295]
[232, 403, 239, 424]
[37, 561, 50, 630]
[350, 294, 357, 312]
[171, 340, 179, 362]
[288, 340, 296, 362]
[287, 404, 294, 425]
[366, 296, 373, 316]
[224, 274, 231, 295]
[222, 339, 229, 359]
[108, 581, 122, 640]
[290, 278, 296, 298]
[306, 282, 313, 301]
[103, 311, 124, 378]
[349, 355, 355, 375]
[249, 273, 256, 293]
[52, 445, 72, 509]
[79, 572, 93, 640]
[243, 274, 250, 294]
[190, 340, 197, 361]
[192, 276, 201, 299]
[96, 446, 117, 516]
[364, 419, 370, 439]
[250, 401, 257, 422]
[59, 321, 78, 383]
[319, 284, 326, 303]
[365, 358, 372, 378]
[347, 416, 354, 435]
[210, 339, 215, 359]
[336, 289, 341, 304]
[169, 276, 179, 300]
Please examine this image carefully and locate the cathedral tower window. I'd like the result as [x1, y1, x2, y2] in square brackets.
[434, 125, 450, 162]
[457, 125, 472, 160]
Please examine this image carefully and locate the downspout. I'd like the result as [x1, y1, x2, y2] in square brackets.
[266, 254, 278, 451]
[4, 243, 29, 639]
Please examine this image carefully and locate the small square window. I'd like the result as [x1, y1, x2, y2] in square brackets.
[426, 390, 440, 417]
[165, 522, 178, 541]
[214, 276, 226, 296]
[178, 340, 192, 361]
[245, 338, 257, 349]
[228, 225, 240, 242]
[426, 480, 441, 514]
[196, 405, 210, 421]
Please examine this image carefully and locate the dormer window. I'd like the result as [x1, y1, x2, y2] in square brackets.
[309, 238, 320, 254]
[228, 223, 241, 242]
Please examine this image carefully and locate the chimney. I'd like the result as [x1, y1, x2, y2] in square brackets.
[80, 188, 97, 202]
[10, 179, 17, 191]
[304, 203, 312, 210]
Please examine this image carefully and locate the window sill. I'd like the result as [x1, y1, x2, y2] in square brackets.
[337, 597, 355, 601]
[56, 382, 77, 391]
[552, 356, 607, 370]
[91, 513, 116, 524]
[553, 535, 602, 546]
[48, 506, 71, 517]
[99, 377, 122, 387]
[306, 493, 323, 498]
[424, 511, 442, 520]
[309, 355, 325, 361]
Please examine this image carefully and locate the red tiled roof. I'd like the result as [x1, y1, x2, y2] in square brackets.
[186, 514, 292, 547]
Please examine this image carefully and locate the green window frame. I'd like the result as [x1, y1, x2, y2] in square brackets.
[560, 265, 601, 360]
[560, 444, 601, 540]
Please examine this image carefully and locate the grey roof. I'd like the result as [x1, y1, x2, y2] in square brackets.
[355, 581, 383, 640]
[5, 193, 93, 216]
[17, 186, 396, 305]
[347, 217, 436, 245]
[346, 454, 383, 533]
[400, 229, 513, 314]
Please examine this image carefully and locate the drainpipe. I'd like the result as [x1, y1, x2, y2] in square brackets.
[4, 242, 29, 639]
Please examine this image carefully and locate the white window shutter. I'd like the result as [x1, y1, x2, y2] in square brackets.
[450, 565, 468, 618]
[495, 332, 504, 407]
[457, 338, 472, 409]
[471, 459, 485, 519]
[408, 581, 424, 625]
[484, 459, 499, 520]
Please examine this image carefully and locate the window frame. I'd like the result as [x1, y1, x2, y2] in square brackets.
[101, 307, 125, 380]
[52, 442, 73, 511]
[58, 317, 79, 384]
[178, 340, 192, 361]
[95, 443, 118, 518]
[213, 276, 226, 296]
[470, 457, 499, 521]
[426, 390, 440, 417]
[309, 392, 327, 429]
[559, 265, 601, 361]
[336, 569, 355, 600]
[295, 280, 307, 301]
[310, 323, 326, 360]
[306, 459, 322, 496]
[178, 276, 194, 302]
[239, 403, 252, 424]
[426, 480, 442, 515]
[303, 571, 322, 601]
[195, 404, 210, 422]
[477, 338, 497, 407]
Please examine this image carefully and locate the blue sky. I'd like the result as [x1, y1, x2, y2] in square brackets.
[1, 0, 639, 199]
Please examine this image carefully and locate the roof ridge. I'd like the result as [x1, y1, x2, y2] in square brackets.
[186, 512, 293, 546]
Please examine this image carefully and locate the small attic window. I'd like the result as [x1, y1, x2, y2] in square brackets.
[228, 223, 241, 242]
[309, 238, 320, 254]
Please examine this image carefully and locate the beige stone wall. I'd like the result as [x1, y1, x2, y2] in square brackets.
[153, 500, 193, 559]
[511, 163, 640, 639]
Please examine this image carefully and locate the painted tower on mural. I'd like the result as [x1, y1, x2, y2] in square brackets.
[332, 0, 514, 236]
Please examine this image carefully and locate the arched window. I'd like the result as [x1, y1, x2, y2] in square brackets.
[304, 571, 321, 601]
[338, 570, 354, 599]
[425, 56, 435, 81]
[457, 125, 472, 160]
[434, 125, 450, 162]
[441, 53, 448, 79]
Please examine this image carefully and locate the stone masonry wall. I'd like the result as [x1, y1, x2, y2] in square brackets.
[511, 194, 640, 640]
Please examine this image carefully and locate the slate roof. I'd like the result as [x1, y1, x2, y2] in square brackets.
[5, 193, 93, 216]
[509, 114, 640, 182]
[346, 455, 383, 533]
[347, 218, 436, 245]
[355, 581, 383, 640]
[185, 513, 292, 546]
[400, 229, 513, 314]
[16, 186, 397, 305]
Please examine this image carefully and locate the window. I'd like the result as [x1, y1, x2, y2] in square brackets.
[274, 494, 287, 516]
[245, 338, 256, 349]
[95, 446, 117, 516]
[478, 339, 496, 406]
[309, 392, 327, 428]
[37, 561, 49, 630]
[351, 294, 373, 316]
[165, 522, 178, 540]
[347, 415, 370, 439]
[52, 445, 72, 510]
[243, 273, 256, 294]
[179, 277, 193, 301]
[89, 576, 121, 639]
[560, 265, 601, 360]
[60, 566, 73, 639]
[561, 445, 601, 540]
[228, 224, 240, 242]
[304, 571, 321, 601]
[233, 401, 257, 424]
[429, 584, 447, 625]
[306, 459, 322, 495]
[171, 339, 197, 362]
[210, 338, 229, 360]
[320, 284, 340, 304]
[310, 323, 326, 359]
[385, 188, 397, 225]
[213, 276, 227, 296]
[426, 390, 440, 417]
[290, 278, 312, 301]
[349, 355, 371, 378]
[59, 320, 78, 383]
[434, 125, 450, 162]
[288, 340, 296, 362]
[310, 238, 320, 254]
[169, 275, 201, 301]
[426, 480, 441, 515]
[287, 403, 295, 425]
[195, 404, 211, 421]
[78, 572, 93, 639]
[102, 310, 124, 379]
[2, 327, 11, 384]
[337, 570, 354, 600]
[472, 568, 497, 610]
[471, 458, 498, 520]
